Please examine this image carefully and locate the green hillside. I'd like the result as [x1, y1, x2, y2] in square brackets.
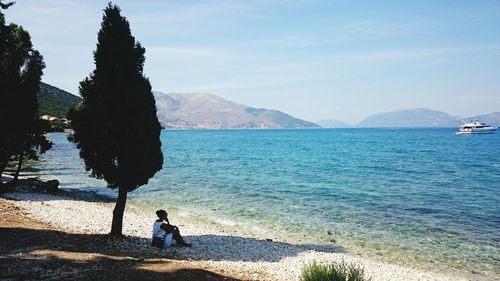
[38, 82, 81, 117]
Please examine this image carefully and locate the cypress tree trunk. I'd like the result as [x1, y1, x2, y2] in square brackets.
[110, 186, 128, 236]
[13, 152, 24, 183]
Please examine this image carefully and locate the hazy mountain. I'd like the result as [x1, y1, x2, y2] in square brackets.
[36, 83, 498, 129]
[357, 108, 459, 128]
[316, 119, 350, 128]
[153, 92, 319, 129]
[463, 112, 500, 127]
[38, 82, 81, 117]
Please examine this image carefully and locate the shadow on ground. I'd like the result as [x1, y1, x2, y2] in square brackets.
[0, 227, 243, 281]
[182, 234, 346, 262]
[0, 226, 345, 263]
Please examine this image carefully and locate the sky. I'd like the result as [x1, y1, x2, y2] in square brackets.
[5, 0, 500, 124]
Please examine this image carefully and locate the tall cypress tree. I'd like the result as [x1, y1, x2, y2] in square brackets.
[69, 3, 163, 236]
[0, 2, 52, 183]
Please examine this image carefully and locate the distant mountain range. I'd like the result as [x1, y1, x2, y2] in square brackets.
[315, 119, 350, 128]
[36, 83, 318, 129]
[38, 82, 81, 117]
[356, 108, 500, 128]
[469, 112, 500, 127]
[154, 92, 319, 129]
[357, 108, 459, 127]
[37, 83, 499, 129]
[319, 109, 500, 128]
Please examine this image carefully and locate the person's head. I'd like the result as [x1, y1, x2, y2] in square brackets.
[156, 209, 167, 220]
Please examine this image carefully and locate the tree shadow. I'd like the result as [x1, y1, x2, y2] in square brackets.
[2, 254, 242, 281]
[0, 226, 345, 264]
[0, 227, 242, 281]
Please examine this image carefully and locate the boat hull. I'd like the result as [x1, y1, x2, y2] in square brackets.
[456, 128, 497, 135]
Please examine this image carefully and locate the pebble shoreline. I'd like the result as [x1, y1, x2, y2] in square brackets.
[4, 190, 480, 281]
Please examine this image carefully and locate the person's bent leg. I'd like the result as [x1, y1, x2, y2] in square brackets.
[172, 228, 191, 247]
[172, 228, 186, 245]
[164, 225, 190, 247]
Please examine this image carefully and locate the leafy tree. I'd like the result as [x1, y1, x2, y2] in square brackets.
[0, 1, 52, 184]
[69, 3, 163, 236]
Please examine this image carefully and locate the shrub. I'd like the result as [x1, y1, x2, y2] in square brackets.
[301, 260, 372, 281]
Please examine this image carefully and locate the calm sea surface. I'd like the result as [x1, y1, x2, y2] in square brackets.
[32, 129, 499, 276]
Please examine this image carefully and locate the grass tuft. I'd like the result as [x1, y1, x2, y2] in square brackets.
[301, 260, 372, 281]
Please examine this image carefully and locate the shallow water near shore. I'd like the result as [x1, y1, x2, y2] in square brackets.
[30, 129, 499, 278]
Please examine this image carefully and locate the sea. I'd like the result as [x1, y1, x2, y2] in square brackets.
[29, 128, 499, 277]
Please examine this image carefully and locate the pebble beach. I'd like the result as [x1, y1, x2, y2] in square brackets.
[2, 189, 485, 281]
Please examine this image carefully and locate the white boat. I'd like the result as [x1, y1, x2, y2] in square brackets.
[456, 120, 497, 134]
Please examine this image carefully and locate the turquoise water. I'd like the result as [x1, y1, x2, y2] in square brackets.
[33, 129, 499, 276]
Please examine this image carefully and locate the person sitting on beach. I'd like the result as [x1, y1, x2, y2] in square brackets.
[152, 209, 191, 248]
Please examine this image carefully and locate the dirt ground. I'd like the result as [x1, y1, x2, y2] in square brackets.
[0, 197, 246, 281]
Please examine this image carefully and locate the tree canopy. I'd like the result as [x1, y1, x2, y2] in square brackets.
[68, 3, 163, 236]
[0, 2, 52, 182]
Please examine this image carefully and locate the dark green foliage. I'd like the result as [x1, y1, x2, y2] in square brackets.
[0, 2, 52, 182]
[301, 261, 372, 281]
[47, 120, 67, 132]
[69, 2, 163, 192]
[68, 3, 163, 236]
[38, 82, 81, 117]
[37, 82, 81, 132]
[0, 1, 14, 10]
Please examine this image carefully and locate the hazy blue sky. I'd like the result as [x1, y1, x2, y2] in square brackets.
[6, 0, 500, 123]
